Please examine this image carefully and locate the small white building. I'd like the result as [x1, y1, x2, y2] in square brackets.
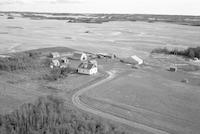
[50, 52, 60, 58]
[131, 55, 143, 65]
[50, 58, 60, 68]
[50, 57, 69, 69]
[72, 52, 87, 61]
[78, 61, 98, 75]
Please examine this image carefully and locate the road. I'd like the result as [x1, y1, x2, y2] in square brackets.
[72, 71, 170, 134]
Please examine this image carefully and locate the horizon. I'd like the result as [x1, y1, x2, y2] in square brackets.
[0, 0, 200, 16]
[1, 11, 200, 17]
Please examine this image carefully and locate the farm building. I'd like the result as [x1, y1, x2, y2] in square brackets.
[72, 52, 87, 61]
[78, 60, 98, 75]
[60, 57, 70, 68]
[131, 55, 143, 65]
[120, 55, 143, 65]
[97, 53, 116, 59]
[169, 65, 177, 72]
[50, 58, 60, 68]
[49, 52, 60, 58]
[50, 57, 70, 69]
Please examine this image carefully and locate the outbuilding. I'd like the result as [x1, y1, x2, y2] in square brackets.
[169, 65, 177, 72]
[50, 58, 60, 68]
[120, 55, 143, 65]
[49, 52, 60, 58]
[72, 52, 87, 61]
[50, 57, 70, 69]
[131, 55, 143, 65]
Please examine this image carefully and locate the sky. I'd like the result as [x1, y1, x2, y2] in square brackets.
[0, 0, 200, 15]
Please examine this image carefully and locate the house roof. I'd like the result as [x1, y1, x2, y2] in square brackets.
[78, 62, 95, 70]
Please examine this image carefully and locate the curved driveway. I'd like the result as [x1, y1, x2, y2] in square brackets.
[72, 71, 170, 134]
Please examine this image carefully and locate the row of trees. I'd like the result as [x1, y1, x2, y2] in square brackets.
[0, 52, 42, 72]
[151, 47, 200, 59]
[0, 96, 128, 134]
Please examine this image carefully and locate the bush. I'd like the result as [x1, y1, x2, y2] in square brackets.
[0, 96, 128, 134]
[42, 67, 75, 81]
[25, 51, 42, 59]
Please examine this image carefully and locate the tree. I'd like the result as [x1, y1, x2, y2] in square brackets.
[188, 49, 195, 58]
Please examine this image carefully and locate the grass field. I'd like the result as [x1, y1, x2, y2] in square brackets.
[82, 65, 200, 134]
[0, 16, 200, 58]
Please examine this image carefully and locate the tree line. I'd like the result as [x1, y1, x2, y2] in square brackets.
[151, 47, 200, 59]
[0, 96, 129, 134]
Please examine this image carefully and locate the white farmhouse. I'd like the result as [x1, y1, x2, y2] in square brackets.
[72, 52, 87, 61]
[78, 61, 98, 75]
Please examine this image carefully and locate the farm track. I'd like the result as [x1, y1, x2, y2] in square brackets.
[72, 71, 170, 134]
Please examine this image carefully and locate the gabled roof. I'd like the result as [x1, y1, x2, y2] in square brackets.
[78, 62, 95, 70]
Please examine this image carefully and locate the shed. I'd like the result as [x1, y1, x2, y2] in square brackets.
[49, 52, 60, 58]
[60, 57, 70, 68]
[131, 55, 143, 65]
[50, 57, 70, 69]
[97, 53, 116, 59]
[169, 65, 177, 72]
[120, 55, 143, 65]
[72, 52, 87, 61]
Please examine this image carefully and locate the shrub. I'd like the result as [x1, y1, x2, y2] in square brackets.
[0, 96, 128, 134]
[25, 51, 42, 59]
[42, 67, 75, 81]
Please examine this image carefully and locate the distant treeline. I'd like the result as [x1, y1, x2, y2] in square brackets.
[2, 11, 199, 26]
[0, 96, 128, 134]
[151, 47, 200, 59]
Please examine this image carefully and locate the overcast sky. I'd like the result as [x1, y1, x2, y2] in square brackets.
[0, 0, 200, 15]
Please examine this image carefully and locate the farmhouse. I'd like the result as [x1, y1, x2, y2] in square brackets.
[78, 60, 98, 75]
[72, 52, 87, 61]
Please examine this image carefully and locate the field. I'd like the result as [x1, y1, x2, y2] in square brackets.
[0, 14, 200, 134]
[1, 15, 200, 57]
